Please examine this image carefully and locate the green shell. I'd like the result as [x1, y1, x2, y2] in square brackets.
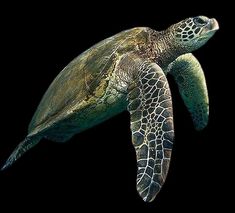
[28, 27, 150, 136]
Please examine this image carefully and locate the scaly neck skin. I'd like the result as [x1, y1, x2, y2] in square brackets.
[149, 28, 186, 70]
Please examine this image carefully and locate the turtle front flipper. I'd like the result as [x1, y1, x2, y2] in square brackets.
[127, 61, 174, 202]
[167, 53, 209, 130]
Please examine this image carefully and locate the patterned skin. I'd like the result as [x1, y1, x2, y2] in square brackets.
[1, 16, 219, 202]
[128, 61, 173, 201]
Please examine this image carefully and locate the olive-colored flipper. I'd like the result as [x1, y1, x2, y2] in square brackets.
[167, 53, 209, 130]
[128, 61, 174, 202]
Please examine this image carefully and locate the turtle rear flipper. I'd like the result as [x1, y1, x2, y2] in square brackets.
[1, 136, 41, 171]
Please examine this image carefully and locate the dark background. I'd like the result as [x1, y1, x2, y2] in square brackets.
[0, 2, 231, 211]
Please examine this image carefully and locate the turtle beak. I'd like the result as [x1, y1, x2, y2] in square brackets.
[196, 18, 219, 43]
[208, 18, 219, 31]
[200, 18, 219, 37]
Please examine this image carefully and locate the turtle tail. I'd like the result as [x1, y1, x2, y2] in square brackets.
[1, 136, 41, 171]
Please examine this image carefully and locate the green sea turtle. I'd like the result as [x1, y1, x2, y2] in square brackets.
[1, 16, 219, 202]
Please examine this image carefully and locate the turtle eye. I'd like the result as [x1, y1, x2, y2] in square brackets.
[193, 17, 209, 26]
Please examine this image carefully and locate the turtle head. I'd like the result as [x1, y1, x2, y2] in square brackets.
[169, 16, 219, 52]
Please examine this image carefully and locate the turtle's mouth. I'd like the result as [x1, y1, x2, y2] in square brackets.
[208, 18, 219, 31]
[199, 18, 219, 38]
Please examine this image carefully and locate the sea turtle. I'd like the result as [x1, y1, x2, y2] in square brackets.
[1, 16, 219, 202]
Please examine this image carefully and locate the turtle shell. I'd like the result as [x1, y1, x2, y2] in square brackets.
[28, 27, 151, 136]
